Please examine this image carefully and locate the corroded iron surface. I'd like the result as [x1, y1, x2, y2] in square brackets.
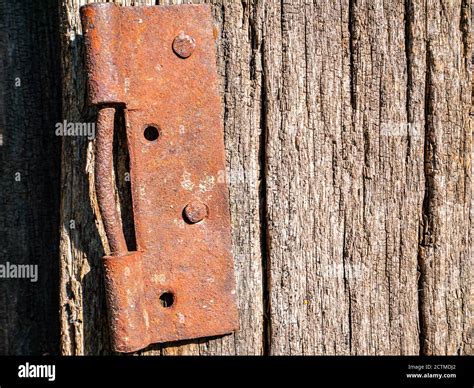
[81, 3, 239, 353]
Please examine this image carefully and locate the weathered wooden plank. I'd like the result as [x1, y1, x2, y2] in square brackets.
[418, 0, 472, 355]
[0, 0, 61, 355]
[59, 0, 264, 355]
[263, 0, 354, 355]
[347, 0, 424, 355]
[264, 0, 471, 355]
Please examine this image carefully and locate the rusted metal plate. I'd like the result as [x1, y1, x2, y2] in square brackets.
[81, 3, 239, 353]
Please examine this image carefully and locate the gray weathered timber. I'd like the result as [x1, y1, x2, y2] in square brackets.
[264, 0, 423, 355]
[263, 0, 471, 355]
[418, 0, 472, 355]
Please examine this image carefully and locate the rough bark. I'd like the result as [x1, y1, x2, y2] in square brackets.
[0, 0, 61, 355]
[58, 0, 471, 355]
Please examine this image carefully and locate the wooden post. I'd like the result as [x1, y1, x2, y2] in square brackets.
[58, 0, 472, 355]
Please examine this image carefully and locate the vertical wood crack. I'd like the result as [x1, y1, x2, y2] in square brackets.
[417, 41, 434, 356]
[258, 4, 271, 357]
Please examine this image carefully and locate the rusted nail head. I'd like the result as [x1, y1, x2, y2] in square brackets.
[184, 201, 208, 223]
[173, 31, 196, 59]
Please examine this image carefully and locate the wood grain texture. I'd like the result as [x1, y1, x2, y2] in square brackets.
[418, 0, 472, 355]
[0, 0, 61, 355]
[58, 0, 472, 355]
[263, 0, 471, 355]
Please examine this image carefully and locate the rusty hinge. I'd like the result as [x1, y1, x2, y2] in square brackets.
[80, 3, 239, 353]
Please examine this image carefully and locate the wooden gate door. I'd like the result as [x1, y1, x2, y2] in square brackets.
[1, 0, 471, 356]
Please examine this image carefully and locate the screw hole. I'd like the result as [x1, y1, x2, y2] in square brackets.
[144, 126, 159, 141]
[159, 292, 174, 308]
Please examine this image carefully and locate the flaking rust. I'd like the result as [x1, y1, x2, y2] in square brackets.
[81, 3, 239, 353]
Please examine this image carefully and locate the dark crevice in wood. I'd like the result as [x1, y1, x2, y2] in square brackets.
[418, 42, 434, 356]
[404, 0, 421, 355]
[342, 0, 362, 354]
[405, 0, 429, 354]
[348, 0, 356, 110]
[346, 0, 356, 353]
[404, 0, 412, 165]
[342, 216, 352, 353]
[258, 5, 271, 357]
[459, 0, 470, 68]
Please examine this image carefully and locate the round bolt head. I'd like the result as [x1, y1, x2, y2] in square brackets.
[173, 31, 196, 59]
[184, 201, 208, 223]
